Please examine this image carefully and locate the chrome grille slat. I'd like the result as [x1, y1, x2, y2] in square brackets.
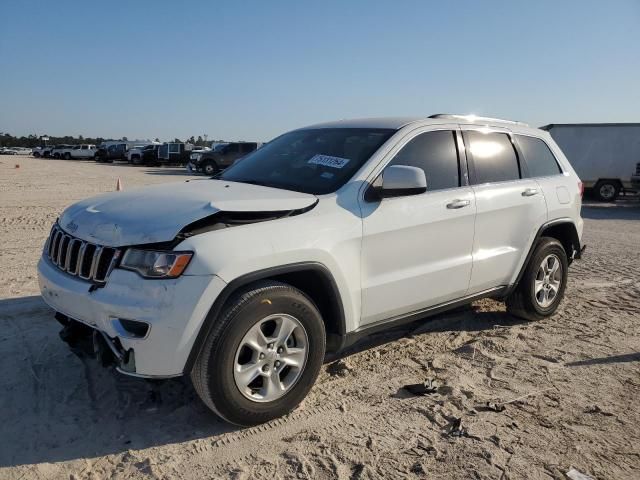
[56, 232, 65, 265]
[77, 242, 87, 278]
[44, 224, 118, 284]
[90, 247, 103, 280]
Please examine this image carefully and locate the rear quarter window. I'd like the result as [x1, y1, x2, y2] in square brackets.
[516, 135, 563, 177]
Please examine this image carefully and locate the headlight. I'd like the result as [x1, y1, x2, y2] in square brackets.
[190, 153, 202, 161]
[119, 249, 193, 278]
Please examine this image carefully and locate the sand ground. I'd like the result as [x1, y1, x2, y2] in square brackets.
[1, 155, 639, 479]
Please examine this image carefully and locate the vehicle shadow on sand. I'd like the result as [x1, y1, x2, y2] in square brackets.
[333, 305, 528, 361]
[0, 296, 524, 468]
[0, 296, 238, 468]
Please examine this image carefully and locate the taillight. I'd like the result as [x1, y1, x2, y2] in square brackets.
[578, 181, 584, 198]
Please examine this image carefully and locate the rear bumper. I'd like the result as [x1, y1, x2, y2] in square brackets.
[38, 256, 226, 377]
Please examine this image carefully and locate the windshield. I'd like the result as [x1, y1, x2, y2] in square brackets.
[219, 128, 394, 194]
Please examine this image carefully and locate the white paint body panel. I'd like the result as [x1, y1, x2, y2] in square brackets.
[468, 179, 547, 293]
[58, 179, 317, 246]
[37, 117, 584, 377]
[359, 187, 475, 324]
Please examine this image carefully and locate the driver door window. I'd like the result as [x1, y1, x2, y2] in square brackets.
[389, 130, 460, 191]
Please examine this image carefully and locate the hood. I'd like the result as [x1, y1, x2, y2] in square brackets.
[58, 180, 317, 247]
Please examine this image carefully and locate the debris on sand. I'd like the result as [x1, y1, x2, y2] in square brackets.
[479, 401, 506, 413]
[327, 358, 353, 377]
[403, 378, 438, 396]
[448, 417, 468, 437]
[584, 405, 614, 416]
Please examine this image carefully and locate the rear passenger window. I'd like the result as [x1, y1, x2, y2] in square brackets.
[389, 130, 459, 191]
[516, 135, 562, 177]
[467, 131, 520, 184]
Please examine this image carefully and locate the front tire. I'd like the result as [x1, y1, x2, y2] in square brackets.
[506, 237, 568, 321]
[191, 281, 326, 426]
[64, 153, 71, 160]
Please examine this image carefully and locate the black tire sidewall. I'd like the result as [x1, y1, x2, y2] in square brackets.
[523, 239, 568, 316]
[595, 181, 619, 202]
[205, 287, 325, 425]
[203, 161, 218, 176]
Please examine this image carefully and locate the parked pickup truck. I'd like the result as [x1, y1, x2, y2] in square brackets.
[39, 115, 584, 427]
[50, 145, 75, 159]
[96, 143, 129, 163]
[59, 144, 97, 160]
[32, 146, 53, 158]
[127, 144, 159, 164]
[190, 142, 259, 175]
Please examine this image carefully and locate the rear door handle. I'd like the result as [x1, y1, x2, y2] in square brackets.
[446, 199, 471, 209]
[522, 188, 539, 197]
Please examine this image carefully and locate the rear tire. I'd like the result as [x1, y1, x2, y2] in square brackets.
[594, 181, 619, 202]
[191, 280, 326, 426]
[33, 152, 41, 158]
[506, 237, 568, 321]
[64, 153, 71, 160]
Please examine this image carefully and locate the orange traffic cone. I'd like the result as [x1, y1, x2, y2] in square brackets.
[116, 178, 123, 191]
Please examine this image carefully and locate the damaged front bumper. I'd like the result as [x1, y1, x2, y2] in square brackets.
[38, 255, 227, 378]
[56, 312, 143, 376]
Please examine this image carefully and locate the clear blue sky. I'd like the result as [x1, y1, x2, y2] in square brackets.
[1, 0, 639, 142]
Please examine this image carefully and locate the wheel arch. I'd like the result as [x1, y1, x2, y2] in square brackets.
[183, 262, 347, 374]
[505, 218, 582, 297]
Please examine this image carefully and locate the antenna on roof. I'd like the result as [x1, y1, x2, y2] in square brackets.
[429, 114, 529, 127]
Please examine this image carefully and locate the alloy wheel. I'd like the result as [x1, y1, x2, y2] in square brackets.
[233, 314, 308, 403]
[534, 254, 562, 308]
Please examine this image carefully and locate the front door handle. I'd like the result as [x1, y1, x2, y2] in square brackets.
[522, 188, 539, 197]
[446, 199, 471, 209]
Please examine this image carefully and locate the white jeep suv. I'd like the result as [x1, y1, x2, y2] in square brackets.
[38, 115, 584, 426]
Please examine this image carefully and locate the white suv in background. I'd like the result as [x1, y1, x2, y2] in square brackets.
[38, 115, 584, 426]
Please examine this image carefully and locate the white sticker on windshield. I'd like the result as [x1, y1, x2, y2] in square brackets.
[308, 154, 350, 169]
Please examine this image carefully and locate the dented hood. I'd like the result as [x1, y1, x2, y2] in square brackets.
[58, 179, 317, 247]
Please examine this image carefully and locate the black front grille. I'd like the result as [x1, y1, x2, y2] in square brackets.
[45, 224, 120, 283]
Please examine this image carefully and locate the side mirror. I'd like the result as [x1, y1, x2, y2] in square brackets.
[369, 165, 427, 200]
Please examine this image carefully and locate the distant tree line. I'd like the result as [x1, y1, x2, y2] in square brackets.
[0, 133, 223, 148]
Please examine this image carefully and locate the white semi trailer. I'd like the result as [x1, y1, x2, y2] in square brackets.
[541, 123, 640, 201]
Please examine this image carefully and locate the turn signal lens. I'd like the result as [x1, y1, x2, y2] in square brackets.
[168, 254, 192, 277]
[578, 181, 584, 198]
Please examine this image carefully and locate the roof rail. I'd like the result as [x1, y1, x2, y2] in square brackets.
[429, 114, 529, 127]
